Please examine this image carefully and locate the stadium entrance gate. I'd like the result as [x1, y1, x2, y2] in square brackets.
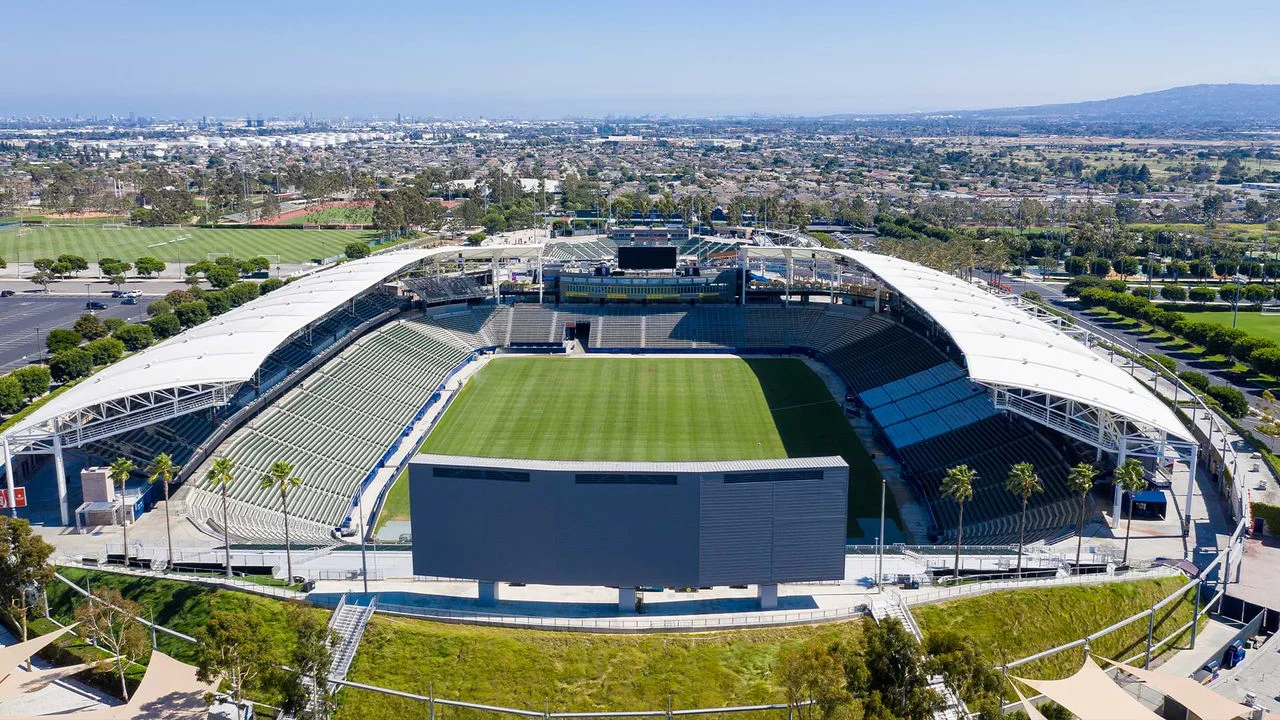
[564, 321, 591, 346]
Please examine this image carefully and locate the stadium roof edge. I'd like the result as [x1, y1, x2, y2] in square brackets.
[1, 244, 544, 452]
[749, 246, 1193, 444]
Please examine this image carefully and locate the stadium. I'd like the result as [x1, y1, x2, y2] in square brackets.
[0, 233, 1229, 610]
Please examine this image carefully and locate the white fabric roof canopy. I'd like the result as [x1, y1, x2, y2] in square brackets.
[748, 246, 1191, 443]
[1, 244, 543, 448]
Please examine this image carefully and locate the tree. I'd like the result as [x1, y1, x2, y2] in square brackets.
[207, 457, 236, 578]
[261, 460, 303, 585]
[1243, 284, 1272, 308]
[0, 516, 55, 660]
[1207, 385, 1249, 418]
[49, 347, 92, 382]
[1066, 463, 1098, 573]
[147, 453, 179, 565]
[108, 457, 134, 567]
[0, 376, 20, 414]
[74, 587, 147, 701]
[146, 299, 171, 317]
[194, 600, 272, 702]
[1160, 284, 1187, 302]
[109, 273, 128, 290]
[206, 265, 239, 289]
[344, 242, 370, 260]
[84, 337, 125, 365]
[941, 465, 976, 581]
[923, 630, 1003, 713]
[103, 317, 126, 334]
[74, 312, 108, 340]
[1188, 286, 1217, 306]
[147, 312, 181, 339]
[29, 269, 55, 292]
[863, 617, 940, 719]
[279, 607, 338, 720]
[174, 300, 210, 328]
[1111, 256, 1140, 279]
[114, 324, 154, 351]
[46, 328, 82, 354]
[260, 278, 285, 295]
[11, 365, 50, 400]
[134, 256, 166, 277]
[1005, 462, 1044, 578]
[1114, 459, 1148, 565]
[775, 638, 853, 720]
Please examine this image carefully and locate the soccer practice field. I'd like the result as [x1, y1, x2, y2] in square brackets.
[0, 225, 380, 265]
[414, 355, 892, 533]
[1179, 309, 1280, 344]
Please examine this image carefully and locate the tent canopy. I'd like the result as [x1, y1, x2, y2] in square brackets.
[1105, 658, 1251, 720]
[1014, 656, 1161, 720]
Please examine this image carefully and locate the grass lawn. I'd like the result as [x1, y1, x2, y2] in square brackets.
[342, 615, 859, 717]
[915, 576, 1199, 680]
[389, 356, 892, 534]
[0, 225, 380, 265]
[1178, 308, 1280, 344]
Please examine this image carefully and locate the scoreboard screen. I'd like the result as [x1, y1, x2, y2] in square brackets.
[618, 245, 678, 270]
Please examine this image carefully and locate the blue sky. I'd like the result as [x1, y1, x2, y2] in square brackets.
[5, 0, 1280, 118]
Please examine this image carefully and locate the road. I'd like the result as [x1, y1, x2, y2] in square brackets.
[0, 295, 143, 372]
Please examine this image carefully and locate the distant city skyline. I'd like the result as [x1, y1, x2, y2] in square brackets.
[6, 0, 1280, 119]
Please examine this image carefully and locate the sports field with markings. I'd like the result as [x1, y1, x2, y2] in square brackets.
[0, 225, 380, 264]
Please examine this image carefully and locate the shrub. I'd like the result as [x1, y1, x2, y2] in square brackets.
[1149, 354, 1177, 373]
[165, 289, 199, 306]
[11, 365, 50, 399]
[203, 291, 231, 315]
[1160, 285, 1187, 302]
[1063, 275, 1103, 297]
[46, 328, 83, 354]
[1179, 370, 1211, 392]
[0, 376, 23, 414]
[83, 337, 125, 365]
[259, 278, 285, 294]
[103, 317, 126, 334]
[344, 242, 371, 260]
[1131, 287, 1156, 299]
[225, 282, 259, 307]
[113, 324, 154, 351]
[147, 299, 172, 317]
[49, 348, 93, 383]
[147, 313, 181, 340]
[1206, 385, 1249, 418]
[1252, 502, 1280, 535]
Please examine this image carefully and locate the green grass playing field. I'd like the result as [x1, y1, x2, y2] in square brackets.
[0, 225, 380, 264]
[1179, 309, 1280, 344]
[381, 355, 895, 536]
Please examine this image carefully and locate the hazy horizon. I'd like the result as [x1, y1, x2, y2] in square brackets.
[6, 0, 1280, 119]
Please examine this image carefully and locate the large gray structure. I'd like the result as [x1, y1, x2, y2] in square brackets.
[408, 454, 849, 609]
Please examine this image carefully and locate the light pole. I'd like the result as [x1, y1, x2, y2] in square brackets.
[1232, 273, 1246, 328]
[1146, 252, 1158, 301]
[877, 475, 886, 592]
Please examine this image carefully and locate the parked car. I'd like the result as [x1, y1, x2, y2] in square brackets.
[122, 297, 138, 305]
[110, 290, 124, 298]
[0, 290, 13, 297]
[86, 301, 108, 310]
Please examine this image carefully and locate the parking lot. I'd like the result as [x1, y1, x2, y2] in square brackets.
[0, 293, 144, 372]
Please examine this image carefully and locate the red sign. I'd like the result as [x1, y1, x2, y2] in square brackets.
[0, 488, 27, 509]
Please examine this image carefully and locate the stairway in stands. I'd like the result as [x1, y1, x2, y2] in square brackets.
[870, 598, 965, 720]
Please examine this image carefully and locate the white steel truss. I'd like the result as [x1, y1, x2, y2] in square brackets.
[5, 382, 240, 455]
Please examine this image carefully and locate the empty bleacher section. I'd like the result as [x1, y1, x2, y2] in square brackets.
[544, 238, 617, 262]
[402, 275, 486, 304]
[820, 316, 947, 393]
[85, 293, 403, 471]
[857, 365, 1075, 543]
[184, 315, 475, 543]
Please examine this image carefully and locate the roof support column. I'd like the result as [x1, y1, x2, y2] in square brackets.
[785, 250, 793, 307]
[1111, 438, 1127, 530]
[1184, 452, 1197, 540]
[52, 433, 69, 526]
[3, 436, 15, 518]
[491, 252, 500, 302]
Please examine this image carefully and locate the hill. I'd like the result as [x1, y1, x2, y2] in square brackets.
[965, 84, 1280, 124]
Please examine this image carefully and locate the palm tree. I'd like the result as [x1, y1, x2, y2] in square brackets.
[206, 457, 237, 579]
[941, 465, 977, 581]
[1066, 463, 1099, 574]
[147, 453, 179, 567]
[1115, 459, 1149, 566]
[261, 460, 303, 585]
[108, 458, 134, 567]
[1005, 462, 1044, 579]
